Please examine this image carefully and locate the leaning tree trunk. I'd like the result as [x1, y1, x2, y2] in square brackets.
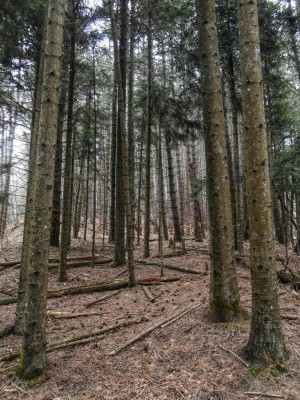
[197, 0, 243, 322]
[16, 0, 65, 380]
[238, 0, 287, 363]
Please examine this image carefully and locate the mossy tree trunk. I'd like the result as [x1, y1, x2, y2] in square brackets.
[197, 0, 243, 322]
[16, 0, 65, 380]
[238, 0, 287, 363]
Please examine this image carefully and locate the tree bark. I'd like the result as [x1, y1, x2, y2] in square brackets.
[143, 2, 153, 259]
[197, 0, 243, 322]
[238, 0, 287, 363]
[16, 0, 66, 380]
[59, 4, 76, 282]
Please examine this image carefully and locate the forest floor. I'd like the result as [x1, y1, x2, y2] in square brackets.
[0, 225, 300, 400]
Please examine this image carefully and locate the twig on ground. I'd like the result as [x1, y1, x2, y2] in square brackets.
[218, 345, 249, 367]
[243, 392, 284, 399]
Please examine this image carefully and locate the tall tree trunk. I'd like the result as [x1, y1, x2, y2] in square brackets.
[143, 2, 153, 259]
[186, 143, 204, 242]
[227, 51, 243, 254]
[14, 12, 48, 336]
[0, 107, 15, 237]
[16, 0, 65, 379]
[136, 142, 143, 246]
[175, 145, 186, 250]
[113, 0, 126, 267]
[197, 0, 243, 322]
[59, 5, 76, 282]
[128, 0, 136, 237]
[73, 153, 84, 238]
[158, 120, 168, 241]
[91, 42, 98, 267]
[165, 141, 182, 243]
[109, 0, 135, 286]
[50, 77, 67, 247]
[238, 0, 287, 363]
[108, 77, 117, 243]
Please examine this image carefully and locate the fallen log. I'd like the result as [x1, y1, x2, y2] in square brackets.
[0, 318, 143, 362]
[142, 286, 155, 303]
[0, 298, 16, 306]
[0, 324, 14, 338]
[0, 255, 112, 271]
[138, 276, 180, 285]
[85, 289, 122, 307]
[282, 314, 300, 320]
[0, 276, 181, 308]
[48, 258, 113, 269]
[109, 304, 200, 356]
[136, 259, 203, 275]
[48, 281, 129, 298]
[156, 251, 187, 258]
[161, 303, 200, 328]
[0, 263, 21, 272]
[47, 311, 103, 319]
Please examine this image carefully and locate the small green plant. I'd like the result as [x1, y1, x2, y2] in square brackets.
[250, 366, 262, 377]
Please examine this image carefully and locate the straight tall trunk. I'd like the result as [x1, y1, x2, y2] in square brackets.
[143, 3, 153, 259]
[59, 7, 76, 282]
[112, 0, 126, 267]
[238, 0, 287, 363]
[109, 0, 135, 286]
[186, 143, 204, 242]
[16, 0, 65, 379]
[109, 78, 117, 243]
[50, 77, 67, 247]
[197, 0, 243, 322]
[14, 12, 48, 336]
[165, 141, 182, 243]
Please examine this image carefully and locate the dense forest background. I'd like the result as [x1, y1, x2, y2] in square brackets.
[0, 0, 300, 398]
[0, 0, 299, 252]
